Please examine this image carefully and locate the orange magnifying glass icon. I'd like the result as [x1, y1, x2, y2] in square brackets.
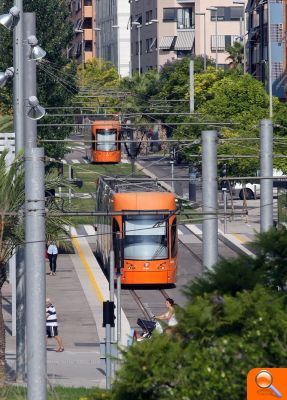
[255, 370, 282, 398]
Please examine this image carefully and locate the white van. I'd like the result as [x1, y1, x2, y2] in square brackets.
[232, 169, 283, 200]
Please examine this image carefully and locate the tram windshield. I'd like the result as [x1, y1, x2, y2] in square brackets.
[124, 216, 168, 260]
[96, 129, 117, 151]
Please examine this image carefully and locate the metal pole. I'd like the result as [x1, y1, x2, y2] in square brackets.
[68, 165, 72, 203]
[105, 323, 112, 390]
[10, 254, 16, 337]
[171, 160, 175, 192]
[267, 0, 273, 118]
[117, 27, 121, 76]
[23, 13, 37, 149]
[117, 274, 121, 344]
[157, 22, 160, 76]
[14, 0, 24, 152]
[138, 26, 141, 75]
[260, 119, 273, 232]
[25, 147, 47, 400]
[109, 250, 115, 341]
[190, 60, 194, 113]
[239, 17, 243, 37]
[243, 11, 247, 74]
[223, 189, 227, 233]
[215, 10, 218, 71]
[202, 130, 218, 269]
[203, 13, 207, 71]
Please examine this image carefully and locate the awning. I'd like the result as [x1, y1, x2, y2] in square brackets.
[159, 36, 176, 50]
[174, 30, 195, 51]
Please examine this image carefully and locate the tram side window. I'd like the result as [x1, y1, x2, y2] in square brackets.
[171, 218, 178, 258]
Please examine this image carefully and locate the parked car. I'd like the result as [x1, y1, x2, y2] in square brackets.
[232, 169, 283, 200]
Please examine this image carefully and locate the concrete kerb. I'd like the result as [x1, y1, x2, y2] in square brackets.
[70, 227, 131, 347]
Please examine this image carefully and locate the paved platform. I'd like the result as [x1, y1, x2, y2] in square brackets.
[3, 252, 106, 388]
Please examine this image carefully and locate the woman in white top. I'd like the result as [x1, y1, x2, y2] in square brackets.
[155, 298, 178, 327]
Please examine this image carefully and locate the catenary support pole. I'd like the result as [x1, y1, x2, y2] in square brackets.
[23, 13, 37, 148]
[25, 147, 47, 400]
[189, 60, 194, 113]
[117, 274, 121, 344]
[202, 130, 218, 269]
[109, 250, 115, 341]
[14, 3, 25, 380]
[260, 119, 273, 232]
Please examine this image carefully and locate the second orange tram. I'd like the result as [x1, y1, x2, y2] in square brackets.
[90, 120, 121, 163]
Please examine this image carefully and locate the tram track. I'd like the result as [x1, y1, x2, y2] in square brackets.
[129, 288, 169, 322]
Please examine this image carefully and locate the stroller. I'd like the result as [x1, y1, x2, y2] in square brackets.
[137, 316, 163, 341]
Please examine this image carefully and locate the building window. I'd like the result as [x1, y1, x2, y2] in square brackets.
[211, 35, 238, 52]
[84, 0, 92, 5]
[177, 8, 193, 29]
[271, 24, 283, 42]
[82, 18, 92, 29]
[211, 7, 243, 21]
[146, 38, 153, 53]
[146, 10, 153, 23]
[85, 40, 93, 51]
[163, 8, 177, 22]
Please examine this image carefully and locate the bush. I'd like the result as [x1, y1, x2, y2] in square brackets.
[112, 287, 287, 400]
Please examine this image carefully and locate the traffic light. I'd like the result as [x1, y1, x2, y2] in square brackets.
[103, 301, 116, 327]
[221, 163, 228, 190]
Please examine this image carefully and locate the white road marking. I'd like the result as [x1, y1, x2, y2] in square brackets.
[71, 159, 81, 164]
[84, 225, 96, 236]
[61, 159, 67, 164]
[186, 224, 202, 235]
[178, 229, 184, 236]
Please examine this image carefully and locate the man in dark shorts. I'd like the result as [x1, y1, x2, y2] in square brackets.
[46, 298, 64, 352]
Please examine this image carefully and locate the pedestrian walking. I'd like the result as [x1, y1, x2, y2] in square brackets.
[47, 241, 58, 276]
[46, 298, 64, 352]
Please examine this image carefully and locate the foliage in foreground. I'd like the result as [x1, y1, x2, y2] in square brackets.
[186, 227, 287, 299]
[111, 228, 287, 400]
[112, 286, 287, 400]
[0, 386, 110, 399]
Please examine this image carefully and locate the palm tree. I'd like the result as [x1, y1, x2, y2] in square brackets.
[0, 150, 71, 382]
[225, 42, 244, 70]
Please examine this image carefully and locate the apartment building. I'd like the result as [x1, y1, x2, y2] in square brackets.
[95, 0, 131, 77]
[68, 0, 96, 65]
[130, 0, 246, 74]
[246, 0, 287, 99]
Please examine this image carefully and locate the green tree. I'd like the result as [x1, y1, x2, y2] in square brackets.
[225, 42, 244, 70]
[112, 286, 287, 400]
[0, 150, 71, 382]
[0, 0, 77, 159]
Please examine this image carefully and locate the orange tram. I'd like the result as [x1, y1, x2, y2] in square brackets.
[90, 120, 121, 163]
[95, 177, 178, 285]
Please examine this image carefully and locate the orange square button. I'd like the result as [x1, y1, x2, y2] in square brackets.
[247, 368, 287, 400]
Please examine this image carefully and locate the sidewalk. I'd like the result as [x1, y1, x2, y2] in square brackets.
[3, 253, 106, 388]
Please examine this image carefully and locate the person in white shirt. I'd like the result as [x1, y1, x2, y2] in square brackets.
[47, 241, 58, 276]
[46, 298, 64, 352]
[155, 298, 178, 327]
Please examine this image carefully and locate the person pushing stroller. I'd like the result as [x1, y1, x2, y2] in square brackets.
[137, 298, 177, 341]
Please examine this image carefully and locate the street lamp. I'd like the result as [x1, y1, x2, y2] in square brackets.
[75, 26, 85, 81]
[233, 0, 247, 74]
[0, 6, 20, 30]
[207, 7, 218, 70]
[112, 25, 121, 76]
[27, 96, 46, 120]
[150, 19, 160, 76]
[132, 21, 141, 75]
[0, 67, 14, 88]
[27, 35, 46, 60]
[95, 27, 102, 60]
[195, 12, 207, 71]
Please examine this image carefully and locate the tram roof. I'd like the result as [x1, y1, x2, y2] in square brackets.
[99, 176, 166, 193]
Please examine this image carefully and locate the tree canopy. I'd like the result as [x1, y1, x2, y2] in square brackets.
[0, 0, 78, 159]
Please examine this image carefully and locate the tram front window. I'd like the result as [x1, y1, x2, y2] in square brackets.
[96, 129, 117, 151]
[124, 216, 168, 260]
